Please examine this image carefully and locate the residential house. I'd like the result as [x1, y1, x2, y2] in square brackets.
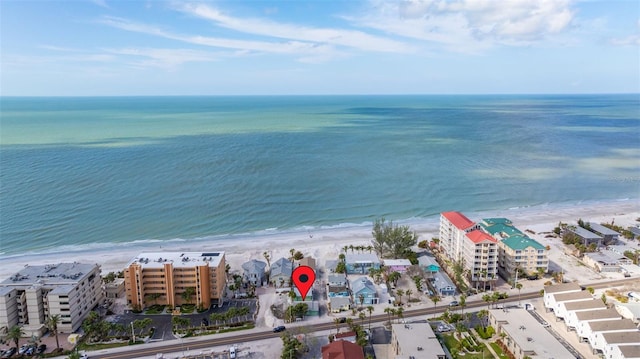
[270, 257, 293, 288]
[575, 309, 624, 339]
[241, 259, 267, 287]
[325, 260, 339, 273]
[418, 255, 440, 274]
[0, 263, 103, 335]
[334, 331, 357, 343]
[545, 290, 593, 315]
[564, 302, 609, 329]
[329, 297, 351, 313]
[489, 308, 574, 359]
[298, 257, 316, 271]
[566, 226, 603, 247]
[345, 253, 381, 275]
[543, 282, 582, 311]
[328, 273, 348, 287]
[390, 323, 446, 359]
[321, 339, 364, 359]
[351, 277, 378, 305]
[586, 319, 638, 346]
[431, 271, 456, 296]
[583, 251, 633, 273]
[588, 222, 620, 244]
[605, 344, 640, 359]
[383, 259, 412, 274]
[592, 331, 640, 355]
[629, 227, 640, 239]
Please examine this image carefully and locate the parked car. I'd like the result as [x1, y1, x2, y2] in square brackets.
[25, 346, 35, 356]
[273, 325, 286, 333]
[1, 347, 16, 358]
[338, 317, 347, 323]
[449, 301, 459, 307]
[36, 344, 47, 355]
[229, 346, 236, 359]
[18, 345, 30, 355]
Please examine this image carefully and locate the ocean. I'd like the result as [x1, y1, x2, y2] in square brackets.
[1, 95, 639, 257]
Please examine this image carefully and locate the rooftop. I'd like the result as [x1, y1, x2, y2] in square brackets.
[271, 257, 293, 277]
[601, 331, 640, 344]
[127, 252, 224, 268]
[480, 218, 524, 238]
[490, 309, 574, 358]
[418, 255, 439, 267]
[391, 323, 445, 358]
[500, 234, 546, 251]
[344, 253, 380, 264]
[544, 282, 582, 294]
[575, 308, 622, 321]
[587, 319, 638, 332]
[584, 251, 631, 265]
[441, 211, 475, 230]
[241, 259, 266, 272]
[564, 299, 607, 311]
[321, 339, 364, 359]
[432, 271, 456, 291]
[0, 262, 99, 287]
[466, 230, 497, 244]
[383, 259, 412, 267]
[588, 222, 621, 236]
[553, 290, 593, 302]
[567, 226, 603, 240]
[619, 345, 640, 358]
[351, 277, 376, 294]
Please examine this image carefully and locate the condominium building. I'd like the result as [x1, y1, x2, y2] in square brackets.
[440, 212, 498, 289]
[0, 263, 103, 335]
[124, 252, 226, 310]
[480, 218, 549, 282]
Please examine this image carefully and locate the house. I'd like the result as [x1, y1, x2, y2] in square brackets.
[325, 259, 339, 273]
[566, 226, 603, 247]
[564, 301, 609, 329]
[575, 308, 623, 339]
[431, 271, 456, 296]
[298, 257, 316, 271]
[105, 278, 125, 299]
[334, 331, 357, 343]
[328, 273, 347, 287]
[545, 290, 593, 315]
[588, 222, 620, 244]
[592, 331, 640, 354]
[329, 297, 351, 313]
[383, 259, 412, 274]
[328, 284, 350, 298]
[345, 253, 381, 274]
[586, 319, 638, 346]
[605, 344, 640, 359]
[543, 282, 582, 311]
[270, 258, 293, 288]
[351, 277, 378, 305]
[241, 259, 267, 287]
[489, 308, 574, 359]
[321, 339, 364, 359]
[583, 251, 632, 273]
[418, 255, 440, 273]
[390, 323, 445, 359]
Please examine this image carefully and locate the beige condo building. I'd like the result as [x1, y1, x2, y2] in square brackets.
[124, 252, 226, 310]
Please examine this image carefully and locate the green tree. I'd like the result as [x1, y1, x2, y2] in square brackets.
[459, 294, 467, 316]
[430, 295, 440, 319]
[335, 261, 346, 274]
[45, 314, 61, 350]
[371, 218, 418, 258]
[587, 286, 595, 294]
[388, 271, 401, 287]
[293, 251, 304, 261]
[7, 325, 24, 349]
[103, 272, 117, 283]
[359, 312, 366, 327]
[515, 283, 523, 306]
[366, 305, 374, 331]
[358, 293, 365, 308]
[395, 289, 404, 305]
[477, 309, 489, 329]
[181, 287, 196, 305]
[67, 352, 81, 359]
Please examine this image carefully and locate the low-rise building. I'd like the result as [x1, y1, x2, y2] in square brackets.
[383, 259, 412, 274]
[583, 251, 633, 272]
[124, 252, 226, 309]
[592, 331, 640, 354]
[351, 277, 378, 305]
[334, 331, 357, 343]
[241, 259, 267, 287]
[545, 290, 593, 315]
[588, 222, 620, 244]
[270, 257, 293, 288]
[390, 323, 445, 359]
[105, 278, 125, 299]
[606, 344, 640, 359]
[329, 297, 351, 313]
[431, 271, 456, 296]
[616, 303, 640, 323]
[586, 319, 638, 346]
[0, 263, 103, 335]
[418, 255, 440, 274]
[489, 308, 574, 359]
[298, 257, 316, 271]
[575, 308, 624, 339]
[543, 282, 582, 311]
[321, 339, 364, 359]
[564, 301, 608, 328]
[566, 226, 603, 247]
[328, 273, 348, 287]
[345, 253, 381, 275]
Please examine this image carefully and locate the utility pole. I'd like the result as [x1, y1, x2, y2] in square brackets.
[130, 321, 135, 343]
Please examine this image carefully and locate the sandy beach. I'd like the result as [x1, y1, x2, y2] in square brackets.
[1, 198, 638, 281]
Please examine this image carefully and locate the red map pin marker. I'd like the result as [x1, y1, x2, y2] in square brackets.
[292, 265, 315, 301]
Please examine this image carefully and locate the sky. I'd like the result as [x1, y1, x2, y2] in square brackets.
[1, 0, 639, 96]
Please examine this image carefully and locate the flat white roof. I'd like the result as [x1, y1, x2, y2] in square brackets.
[391, 323, 444, 358]
[0, 262, 99, 287]
[128, 252, 224, 268]
[383, 259, 412, 266]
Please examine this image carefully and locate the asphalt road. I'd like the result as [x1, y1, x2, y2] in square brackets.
[92, 277, 636, 359]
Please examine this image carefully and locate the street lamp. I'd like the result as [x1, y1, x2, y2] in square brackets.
[130, 322, 135, 343]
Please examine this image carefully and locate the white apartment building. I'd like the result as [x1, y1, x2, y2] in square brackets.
[0, 263, 103, 335]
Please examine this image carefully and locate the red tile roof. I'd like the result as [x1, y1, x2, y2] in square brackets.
[334, 331, 356, 340]
[321, 340, 365, 359]
[442, 211, 475, 230]
[466, 230, 497, 244]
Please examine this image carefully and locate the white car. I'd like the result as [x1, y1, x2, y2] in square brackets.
[229, 346, 236, 359]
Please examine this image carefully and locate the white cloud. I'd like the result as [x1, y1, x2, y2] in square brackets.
[91, 0, 109, 9]
[349, 0, 576, 52]
[104, 47, 220, 68]
[176, 3, 413, 53]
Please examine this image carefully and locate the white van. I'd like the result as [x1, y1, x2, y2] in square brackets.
[229, 346, 236, 359]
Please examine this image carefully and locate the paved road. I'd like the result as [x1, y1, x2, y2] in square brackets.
[89, 277, 636, 359]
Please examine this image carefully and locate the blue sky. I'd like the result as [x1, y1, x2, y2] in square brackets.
[1, 0, 639, 95]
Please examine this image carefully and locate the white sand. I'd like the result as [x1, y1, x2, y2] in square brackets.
[1, 199, 638, 281]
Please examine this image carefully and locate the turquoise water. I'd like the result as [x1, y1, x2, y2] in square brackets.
[1, 95, 639, 256]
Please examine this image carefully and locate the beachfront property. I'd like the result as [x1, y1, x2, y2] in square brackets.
[382, 259, 412, 274]
[351, 277, 378, 305]
[480, 218, 548, 281]
[344, 253, 381, 275]
[583, 250, 633, 273]
[241, 259, 267, 287]
[327, 274, 349, 298]
[575, 308, 624, 340]
[389, 323, 446, 359]
[329, 296, 351, 313]
[328, 273, 347, 287]
[124, 252, 226, 309]
[298, 256, 317, 271]
[269, 257, 293, 288]
[430, 271, 456, 296]
[0, 263, 103, 335]
[321, 338, 365, 359]
[418, 254, 440, 274]
[565, 226, 604, 247]
[489, 308, 574, 359]
[588, 222, 620, 244]
[439, 212, 498, 289]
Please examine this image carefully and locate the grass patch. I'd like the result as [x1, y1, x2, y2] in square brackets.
[440, 334, 493, 359]
[146, 305, 166, 314]
[490, 342, 508, 358]
[180, 304, 196, 313]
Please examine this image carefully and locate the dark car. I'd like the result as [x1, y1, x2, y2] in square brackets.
[273, 325, 286, 333]
[1, 347, 16, 358]
[36, 344, 46, 355]
[338, 317, 347, 323]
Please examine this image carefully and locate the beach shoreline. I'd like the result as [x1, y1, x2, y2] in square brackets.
[1, 197, 638, 280]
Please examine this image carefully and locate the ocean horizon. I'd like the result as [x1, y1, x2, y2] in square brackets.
[1, 94, 639, 257]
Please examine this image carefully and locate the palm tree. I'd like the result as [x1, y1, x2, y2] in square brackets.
[181, 287, 196, 305]
[333, 318, 342, 334]
[406, 289, 413, 302]
[477, 309, 489, 329]
[359, 312, 366, 327]
[395, 289, 404, 305]
[366, 306, 374, 331]
[358, 294, 365, 308]
[45, 314, 61, 350]
[396, 307, 404, 323]
[515, 283, 523, 306]
[459, 294, 467, 316]
[482, 293, 492, 309]
[384, 307, 393, 324]
[7, 325, 24, 349]
[430, 295, 440, 319]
